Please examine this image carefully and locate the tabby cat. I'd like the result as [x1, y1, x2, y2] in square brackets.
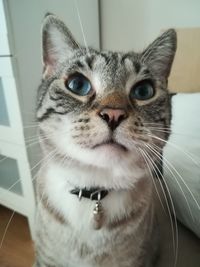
[34, 14, 177, 267]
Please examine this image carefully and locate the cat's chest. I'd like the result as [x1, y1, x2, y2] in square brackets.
[38, 162, 145, 233]
[36, 162, 152, 267]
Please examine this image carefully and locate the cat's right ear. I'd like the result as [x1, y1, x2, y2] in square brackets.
[140, 29, 177, 80]
[42, 14, 79, 76]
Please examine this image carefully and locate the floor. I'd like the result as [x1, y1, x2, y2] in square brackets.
[0, 203, 199, 267]
[0, 205, 34, 267]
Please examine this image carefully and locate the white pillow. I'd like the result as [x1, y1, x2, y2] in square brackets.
[163, 93, 200, 237]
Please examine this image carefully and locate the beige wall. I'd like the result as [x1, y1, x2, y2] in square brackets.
[100, 0, 200, 92]
[169, 28, 200, 92]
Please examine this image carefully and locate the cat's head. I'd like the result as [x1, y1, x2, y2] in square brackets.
[37, 14, 176, 175]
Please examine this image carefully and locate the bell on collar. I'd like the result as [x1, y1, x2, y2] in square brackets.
[92, 191, 105, 230]
[92, 200, 104, 230]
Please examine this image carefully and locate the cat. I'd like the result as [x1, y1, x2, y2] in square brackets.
[33, 14, 176, 267]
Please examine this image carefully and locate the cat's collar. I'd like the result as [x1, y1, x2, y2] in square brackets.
[70, 187, 109, 201]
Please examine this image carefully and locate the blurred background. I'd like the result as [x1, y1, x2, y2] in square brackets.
[0, 0, 200, 267]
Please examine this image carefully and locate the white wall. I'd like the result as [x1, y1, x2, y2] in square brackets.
[6, 0, 99, 124]
[100, 0, 200, 52]
[5, 0, 100, 172]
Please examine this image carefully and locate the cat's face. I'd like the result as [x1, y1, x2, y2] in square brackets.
[37, 15, 176, 173]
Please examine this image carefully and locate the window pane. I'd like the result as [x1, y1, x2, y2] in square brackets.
[0, 154, 23, 195]
[0, 77, 10, 126]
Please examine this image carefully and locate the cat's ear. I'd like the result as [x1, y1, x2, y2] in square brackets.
[42, 14, 79, 75]
[141, 29, 177, 79]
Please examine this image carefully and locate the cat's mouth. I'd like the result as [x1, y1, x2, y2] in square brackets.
[93, 139, 128, 152]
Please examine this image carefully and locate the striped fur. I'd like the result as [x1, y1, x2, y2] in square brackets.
[34, 14, 177, 267]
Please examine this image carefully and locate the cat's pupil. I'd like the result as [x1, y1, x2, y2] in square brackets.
[66, 74, 91, 96]
[69, 79, 82, 90]
[131, 82, 155, 100]
[137, 86, 150, 96]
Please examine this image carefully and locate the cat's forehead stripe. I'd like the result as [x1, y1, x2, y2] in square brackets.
[65, 52, 149, 95]
[123, 57, 134, 72]
[85, 55, 95, 70]
[67, 52, 142, 80]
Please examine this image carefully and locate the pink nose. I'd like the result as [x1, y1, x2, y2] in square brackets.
[99, 108, 127, 130]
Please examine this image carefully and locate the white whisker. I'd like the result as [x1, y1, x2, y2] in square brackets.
[24, 128, 70, 149]
[141, 146, 179, 267]
[0, 210, 15, 250]
[148, 135, 200, 210]
[2, 149, 57, 198]
[74, 0, 90, 55]
[149, 127, 200, 139]
[138, 148, 167, 214]
[145, 143, 195, 220]
[140, 148, 177, 255]
[0, 156, 8, 164]
[148, 134, 200, 166]
[23, 125, 38, 129]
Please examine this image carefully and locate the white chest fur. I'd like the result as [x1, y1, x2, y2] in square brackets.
[40, 161, 147, 234]
[36, 161, 153, 267]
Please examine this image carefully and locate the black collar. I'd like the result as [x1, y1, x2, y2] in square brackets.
[70, 187, 109, 201]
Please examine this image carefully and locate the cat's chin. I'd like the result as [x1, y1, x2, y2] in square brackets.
[93, 141, 128, 153]
[65, 145, 131, 169]
[84, 143, 133, 169]
[56, 138, 139, 169]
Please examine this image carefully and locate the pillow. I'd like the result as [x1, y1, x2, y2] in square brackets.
[163, 93, 200, 237]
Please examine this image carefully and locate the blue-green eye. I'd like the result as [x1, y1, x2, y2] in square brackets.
[130, 81, 155, 100]
[65, 74, 92, 96]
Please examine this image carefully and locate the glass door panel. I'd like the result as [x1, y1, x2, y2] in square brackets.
[0, 77, 10, 126]
[0, 154, 23, 195]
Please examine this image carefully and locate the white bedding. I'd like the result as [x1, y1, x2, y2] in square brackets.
[163, 93, 200, 237]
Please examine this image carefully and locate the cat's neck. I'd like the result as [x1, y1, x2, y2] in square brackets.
[39, 157, 147, 191]
[37, 159, 153, 232]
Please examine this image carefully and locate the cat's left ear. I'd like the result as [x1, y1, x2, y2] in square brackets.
[42, 14, 79, 75]
[141, 29, 177, 79]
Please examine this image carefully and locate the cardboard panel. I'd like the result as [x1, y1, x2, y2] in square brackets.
[169, 28, 200, 93]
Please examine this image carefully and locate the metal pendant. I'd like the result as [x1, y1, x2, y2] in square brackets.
[91, 191, 104, 230]
[92, 200, 104, 230]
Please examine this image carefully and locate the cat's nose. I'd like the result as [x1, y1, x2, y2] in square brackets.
[98, 108, 128, 130]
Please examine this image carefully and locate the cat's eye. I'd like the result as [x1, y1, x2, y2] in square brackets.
[130, 81, 155, 101]
[65, 74, 92, 96]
